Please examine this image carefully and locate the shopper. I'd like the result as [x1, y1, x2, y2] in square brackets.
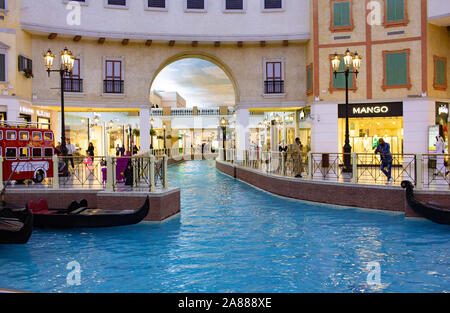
[293, 138, 303, 178]
[87, 142, 95, 158]
[66, 138, 76, 169]
[434, 135, 448, 176]
[375, 138, 393, 185]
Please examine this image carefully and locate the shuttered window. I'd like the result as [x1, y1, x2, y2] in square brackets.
[18, 55, 32, 72]
[226, 0, 243, 10]
[187, 0, 205, 10]
[306, 65, 313, 94]
[385, 52, 407, 86]
[436, 59, 446, 87]
[386, 0, 405, 22]
[332, 57, 354, 89]
[333, 1, 351, 28]
[0, 54, 6, 82]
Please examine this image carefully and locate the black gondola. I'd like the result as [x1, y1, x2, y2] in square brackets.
[401, 181, 450, 225]
[31, 197, 150, 229]
[0, 205, 33, 244]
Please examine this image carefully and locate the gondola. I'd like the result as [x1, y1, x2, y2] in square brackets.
[401, 181, 450, 225]
[30, 197, 150, 229]
[0, 204, 33, 244]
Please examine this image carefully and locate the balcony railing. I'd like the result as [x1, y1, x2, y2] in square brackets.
[264, 80, 285, 94]
[103, 79, 124, 94]
[63, 78, 83, 93]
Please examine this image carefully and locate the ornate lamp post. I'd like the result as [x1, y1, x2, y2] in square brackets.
[331, 49, 362, 172]
[220, 118, 227, 161]
[150, 118, 154, 150]
[44, 47, 75, 156]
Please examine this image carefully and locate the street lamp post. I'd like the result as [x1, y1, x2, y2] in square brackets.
[150, 118, 154, 150]
[221, 118, 227, 161]
[331, 49, 362, 172]
[44, 48, 75, 156]
[163, 124, 167, 150]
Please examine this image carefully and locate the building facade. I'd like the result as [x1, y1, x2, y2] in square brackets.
[0, 0, 448, 156]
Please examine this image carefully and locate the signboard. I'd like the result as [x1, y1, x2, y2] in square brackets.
[428, 125, 439, 153]
[338, 102, 403, 118]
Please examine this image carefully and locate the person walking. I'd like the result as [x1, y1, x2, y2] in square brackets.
[375, 138, 393, 185]
[87, 142, 95, 158]
[293, 138, 303, 178]
[434, 135, 448, 177]
[116, 144, 121, 157]
[66, 138, 76, 169]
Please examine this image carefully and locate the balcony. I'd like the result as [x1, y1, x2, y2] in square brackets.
[264, 80, 285, 94]
[63, 78, 83, 93]
[103, 79, 124, 94]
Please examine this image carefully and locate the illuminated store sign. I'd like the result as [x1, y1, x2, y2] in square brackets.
[20, 106, 34, 115]
[338, 102, 403, 118]
[37, 110, 51, 118]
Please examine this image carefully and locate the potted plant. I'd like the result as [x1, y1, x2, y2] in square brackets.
[23, 68, 34, 79]
[132, 129, 140, 137]
[150, 129, 157, 137]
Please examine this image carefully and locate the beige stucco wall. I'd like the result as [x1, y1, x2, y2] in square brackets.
[31, 36, 307, 108]
[427, 23, 450, 99]
[0, 0, 33, 100]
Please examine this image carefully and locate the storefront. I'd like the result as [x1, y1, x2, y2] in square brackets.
[434, 102, 448, 153]
[338, 102, 404, 154]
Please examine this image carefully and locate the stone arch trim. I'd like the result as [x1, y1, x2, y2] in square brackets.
[148, 50, 240, 105]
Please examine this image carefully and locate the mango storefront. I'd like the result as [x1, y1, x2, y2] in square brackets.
[338, 102, 404, 154]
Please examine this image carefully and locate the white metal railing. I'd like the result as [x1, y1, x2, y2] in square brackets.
[219, 149, 450, 190]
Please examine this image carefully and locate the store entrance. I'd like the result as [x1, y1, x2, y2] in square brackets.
[339, 117, 404, 154]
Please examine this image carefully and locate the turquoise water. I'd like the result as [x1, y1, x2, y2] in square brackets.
[0, 161, 449, 293]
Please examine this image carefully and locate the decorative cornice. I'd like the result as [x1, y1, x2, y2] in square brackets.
[20, 23, 310, 43]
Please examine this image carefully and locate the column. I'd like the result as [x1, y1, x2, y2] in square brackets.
[403, 99, 434, 154]
[270, 121, 279, 152]
[139, 107, 151, 153]
[310, 102, 339, 153]
[235, 108, 250, 160]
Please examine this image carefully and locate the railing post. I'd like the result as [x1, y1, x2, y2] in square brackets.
[106, 156, 114, 192]
[133, 157, 138, 187]
[307, 151, 312, 180]
[150, 155, 156, 192]
[416, 153, 423, 189]
[0, 156, 3, 191]
[52, 155, 59, 189]
[163, 154, 168, 189]
[281, 152, 285, 176]
[351, 153, 357, 183]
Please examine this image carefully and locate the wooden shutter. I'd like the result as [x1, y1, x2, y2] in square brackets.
[387, 0, 404, 22]
[307, 66, 313, 93]
[18, 55, 24, 72]
[386, 52, 407, 86]
[436, 59, 446, 86]
[333, 2, 351, 27]
[0, 54, 5, 81]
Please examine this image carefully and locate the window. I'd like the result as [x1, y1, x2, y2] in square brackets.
[32, 148, 42, 159]
[6, 130, 16, 140]
[0, 53, 6, 82]
[330, 0, 354, 32]
[64, 58, 83, 92]
[19, 147, 29, 160]
[5, 148, 16, 160]
[0, 0, 7, 10]
[44, 148, 54, 158]
[146, 0, 167, 11]
[264, 60, 285, 94]
[104, 0, 128, 8]
[44, 132, 54, 141]
[18, 55, 32, 73]
[262, 0, 283, 11]
[433, 56, 447, 91]
[19, 131, 29, 141]
[306, 64, 313, 96]
[224, 0, 244, 12]
[104, 59, 124, 94]
[384, 0, 408, 27]
[32, 131, 42, 141]
[185, 0, 206, 12]
[329, 55, 357, 93]
[382, 49, 411, 90]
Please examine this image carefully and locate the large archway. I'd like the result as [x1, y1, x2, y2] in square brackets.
[148, 51, 240, 105]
